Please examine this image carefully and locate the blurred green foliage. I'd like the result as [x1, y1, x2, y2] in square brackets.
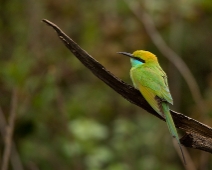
[1, 0, 212, 169]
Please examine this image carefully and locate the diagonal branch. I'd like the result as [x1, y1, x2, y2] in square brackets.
[42, 19, 212, 153]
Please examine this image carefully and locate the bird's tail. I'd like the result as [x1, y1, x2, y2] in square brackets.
[162, 103, 186, 165]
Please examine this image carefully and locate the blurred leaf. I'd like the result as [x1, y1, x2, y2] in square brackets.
[69, 118, 108, 140]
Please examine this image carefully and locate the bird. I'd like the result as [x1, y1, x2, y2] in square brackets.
[118, 50, 186, 164]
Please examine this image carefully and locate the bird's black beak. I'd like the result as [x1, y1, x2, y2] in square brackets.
[117, 52, 133, 58]
[118, 52, 145, 63]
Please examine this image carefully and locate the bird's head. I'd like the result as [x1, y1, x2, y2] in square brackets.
[118, 50, 158, 67]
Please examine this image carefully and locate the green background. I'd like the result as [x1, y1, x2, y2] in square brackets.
[1, 0, 212, 169]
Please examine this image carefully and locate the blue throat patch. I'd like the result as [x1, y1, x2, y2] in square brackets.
[130, 58, 144, 67]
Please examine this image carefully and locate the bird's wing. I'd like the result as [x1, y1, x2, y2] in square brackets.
[156, 65, 173, 104]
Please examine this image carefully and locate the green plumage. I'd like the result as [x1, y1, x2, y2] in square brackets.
[130, 62, 173, 117]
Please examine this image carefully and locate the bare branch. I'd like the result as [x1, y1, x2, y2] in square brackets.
[1, 89, 19, 170]
[42, 19, 212, 153]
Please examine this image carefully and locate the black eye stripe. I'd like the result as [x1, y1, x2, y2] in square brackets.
[132, 57, 145, 63]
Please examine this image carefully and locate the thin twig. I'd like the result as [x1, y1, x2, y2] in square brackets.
[42, 19, 212, 153]
[123, 0, 207, 115]
[0, 107, 24, 170]
[1, 89, 18, 170]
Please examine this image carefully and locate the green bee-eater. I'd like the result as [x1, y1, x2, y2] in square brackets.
[118, 50, 186, 164]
